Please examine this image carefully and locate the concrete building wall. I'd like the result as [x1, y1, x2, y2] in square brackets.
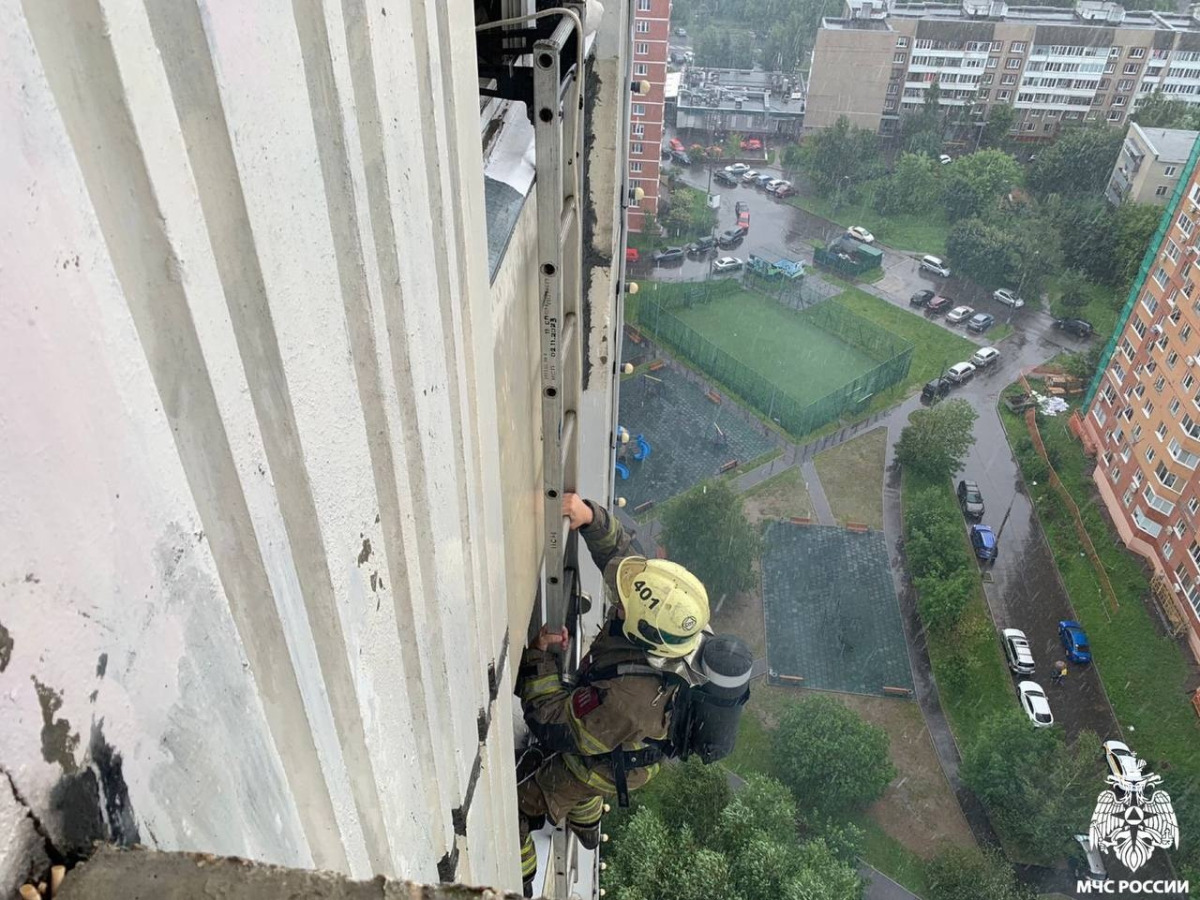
[0, 0, 627, 896]
[807, 27, 896, 131]
[1081, 140, 1200, 659]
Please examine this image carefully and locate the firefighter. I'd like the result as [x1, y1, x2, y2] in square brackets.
[515, 492, 710, 896]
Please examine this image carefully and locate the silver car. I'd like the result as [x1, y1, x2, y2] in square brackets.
[1002, 628, 1035, 675]
[993, 288, 1025, 308]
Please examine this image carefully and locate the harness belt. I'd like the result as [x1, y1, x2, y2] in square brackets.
[608, 744, 666, 807]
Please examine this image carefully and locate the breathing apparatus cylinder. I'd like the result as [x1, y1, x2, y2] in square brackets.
[672, 632, 753, 763]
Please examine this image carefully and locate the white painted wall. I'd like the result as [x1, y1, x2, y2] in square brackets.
[0, 0, 625, 896]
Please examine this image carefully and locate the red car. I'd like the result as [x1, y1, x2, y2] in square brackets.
[626, 247, 640, 264]
[668, 137, 685, 153]
[925, 296, 953, 316]
[737, 210, 750, 230]
[740, 138, 763, 151]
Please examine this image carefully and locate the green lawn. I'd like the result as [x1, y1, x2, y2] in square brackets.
[786, 183, 951, 256]
[834, 288, 977, 391]
[902, 471, 1013, 739]
[857, 816, 933, 897]
[741, 466, 815, 523]
[1046, 275, 1123, 343]
[675, 291, 878, 404]
[998, 404, 1200, 877]
[815, 427, 888, 529]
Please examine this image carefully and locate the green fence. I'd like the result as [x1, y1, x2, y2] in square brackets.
[635, 287, 913, 438]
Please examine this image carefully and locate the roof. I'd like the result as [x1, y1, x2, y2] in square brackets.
[1132, 123, 1199, 164]
[664, 71, 682, 100]
[845, 1, 1200, 33]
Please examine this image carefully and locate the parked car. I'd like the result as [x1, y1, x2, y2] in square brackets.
[669, 137, 685, 153]
[970, 524, 997, 561]
[1059, 620, 1092, 663]
[921, 376, 952, 402]
[925, 296, 953, 315]
[1054, 317, 1094, 338]
[671, 150, 692, 165]
[717, 229, 745, 249]
[947, 361, 976, 383]
[1102, 740, 1143, 784]
[713, 170, 739, 187]
[735, 200, 749, 215]
[741, 170, 761, 183]
[740, 138, 763, 151]
[1018, 681, 1054, 728]
[993, 288, 1025, 308]
[687, 236, 716, 256]
[772, 183, 795, 198]
[971, 346, 1001, 368]
[674, 26, 688, 36]
[957, 479, 985, 519]
[967, 313, 995, 333]
[910, 289, 935, 307]
[1002, 628, 1035, 675]
[847, 225, 875, 244]
[625, 247, 640, 264]
[947, 305, 975, 324]
[763, 178, 786, 193]
[767, 179, 791, 194]
[1069, 834, 1108, 882]
[712, 256, 743, 273]
[920, 255, 951, 277]
[939, 154, 953, 165]
[737, 211, 750, 230]
[725, 163, 751, 176]
[653, 247, 685, 265]
[754, 174, 774, 188]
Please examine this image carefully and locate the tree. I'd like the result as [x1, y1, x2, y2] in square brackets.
[1132, 89, 1200, 130]
[941, 149, 1022, 221]
[654, 756, 733, 848]
[1114, 202, 1163, 287]
[961, 710, 1097, 858]
[800, 116, 884, 197]
[660, 479, 760, 602]
[927, 848, 1033, 900]
[605, 807, 736, 900]
[1027, 126, 1124, 198]
[1059, 277, 1090, 310]
[717, 774, 797, 856]
[877, 152, 939, 216]
[772, 695, 895, 816]
[895, 399, 978, 480]
[980, 103, 1017, 150]
[914, 569, 973, 632]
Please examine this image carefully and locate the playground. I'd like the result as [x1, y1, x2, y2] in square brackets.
[762, 522, 914, 697]
[615, 365, 779, 512]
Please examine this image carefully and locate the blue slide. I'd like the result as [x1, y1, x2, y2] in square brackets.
[632, 435, 652, 461]
[615, 460, 630, 480]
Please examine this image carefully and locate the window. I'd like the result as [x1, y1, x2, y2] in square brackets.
[636, 42, 649, 55]
[1144, 400, 1155, 418]
[631, 141, 644, 155]
[1170, 439, 1200, 469]
[1117, 79, 1134, 91]
[1108, 110, 1124, 122]
[632, 103, 646, 116]
[897, 37, 909, 48]
[1185, 373, 1195, 391]
[999, 90, 1011, 101]
[888, 82, 899, 95]
[884, 99, 897, 111]
[1131, 47, 1146, 59]
[1145, 484, 1177, 515]
[1121, 338, 1136, 361]
[1011, 42, 1026, 53]
[982, 74, 994, 86]
[1190, 497, 1200, 515]
[630, 161, 643, 173]
[894, 52, 906, 64]
[1147, 446, 1157, 464]
[1175, 519, 1188, 539]
[1044, 122, 1054, 133]
[1094, 405, 1109, 426]
[632, 123, 645, 137]
[992, 40, 1003, 51]
[1154, 266, 1169, 288]
[1105, 63, 1116, 74]
[1124, 488, 1136, 507]
[636, 20, 649, 33]
[1157, 461, 1181, 490]
[629, 180, 641, 207]
[988, 58, 998, 69]
[1006, 58, 1021, 69]
[1183, 413, 1200, 439]
[1165, 541, 1176, 560]
[1133, 315, 1147, 338]
[1169, 351, 1180, 368]
[1124, 62, 1141, 75]
[1113, 95, 1127, 107]
[638, 0, 651, 8]
[634, 64, 648, 76]
[1183, 324, 1192, 344]
[1158, 422, 1169, 441]
[1145, 293, 1160, 316]
[1158, 185, 1171, 197]
[1134, 508, 1164, 537]
[1001, 74, 1017, 85]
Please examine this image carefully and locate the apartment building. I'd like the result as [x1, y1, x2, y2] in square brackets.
[1107, 122, 1199, 205]
[2, 2, 633, 898]
[628, 0, 671, 231]
[1080, 140, 1200, 657]
[808, 0, 1200, 140]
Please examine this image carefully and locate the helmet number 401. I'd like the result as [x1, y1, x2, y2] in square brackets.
[633, 580, 661, 608]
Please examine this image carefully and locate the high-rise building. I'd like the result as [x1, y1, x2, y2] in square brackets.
[628, 0, 671, 231]
[808, 0, 1200, 140]
[1080, 137, 1200, 658]
[0, 2, 634, 898]
[1107, 123, 1199, 206]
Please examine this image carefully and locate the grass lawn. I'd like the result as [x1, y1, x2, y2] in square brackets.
[1046, 275, 1123, 343]
[675, 291, 878, 404]
[857, 816, 933, 897]
[834, 287, 976, 390]
[998, 404, 1200, 876]
[786, 184, 951, 256]
[902, 471, 1013, 739]
[741, 466, 815, 525]
[815, 427, 888, 528]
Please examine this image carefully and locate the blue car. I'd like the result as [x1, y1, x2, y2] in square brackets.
[1059, 620, 1092, 664]
[970, 524, 997, 561]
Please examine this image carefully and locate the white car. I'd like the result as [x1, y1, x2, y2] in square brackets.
[1018, 681, 1054, 728]
[971, 346, 1001, 368]
[1001, 628, 1035, 675]
[741, 169, 761, 183]
[1102, 740, 1144, 783]
[993, 288, 1025, 309]
[764, 178, 786, 193]
[939, 154, 953, 165]
[725, 163, 751, 176]
[946, 361, 976, 383]
[712, 256, 743, 273]
[946, 305, 975, 324]
[920, 255, 951, 277]
[847, 226, 875, 244]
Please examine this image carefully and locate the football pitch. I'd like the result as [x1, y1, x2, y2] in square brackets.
[673, 291, 878, 406]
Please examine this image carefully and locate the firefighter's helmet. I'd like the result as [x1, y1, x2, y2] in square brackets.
[614, 557, 710, 658]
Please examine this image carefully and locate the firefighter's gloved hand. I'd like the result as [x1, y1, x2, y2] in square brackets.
[532, 624, 570, 653]
[562, 493, 594, 530]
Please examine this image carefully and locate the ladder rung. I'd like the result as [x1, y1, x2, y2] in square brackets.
[561, 313, 577, 365]
[559, 197, 576, 241]
[561, 410, 577, 472]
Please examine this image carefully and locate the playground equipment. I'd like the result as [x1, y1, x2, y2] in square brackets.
[631, 434, 652, 461]
[615, 460, 630, 480]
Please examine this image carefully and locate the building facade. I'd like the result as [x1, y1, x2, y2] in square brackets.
[808, 0, 1200, 140]
[1107, 122, 1199, 205]
[1080, 139, 1200, 658]
[628, 0, 671, 231]
[1, 1, 633, 898]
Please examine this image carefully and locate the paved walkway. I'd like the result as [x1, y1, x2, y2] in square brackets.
[860, 863, 923, 900]
[800, 459, 835, 525]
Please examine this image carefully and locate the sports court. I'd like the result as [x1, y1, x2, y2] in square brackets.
[616, 366, 779, 511]
[762, 522, 914, 697]
[673, 292, 878, 405]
